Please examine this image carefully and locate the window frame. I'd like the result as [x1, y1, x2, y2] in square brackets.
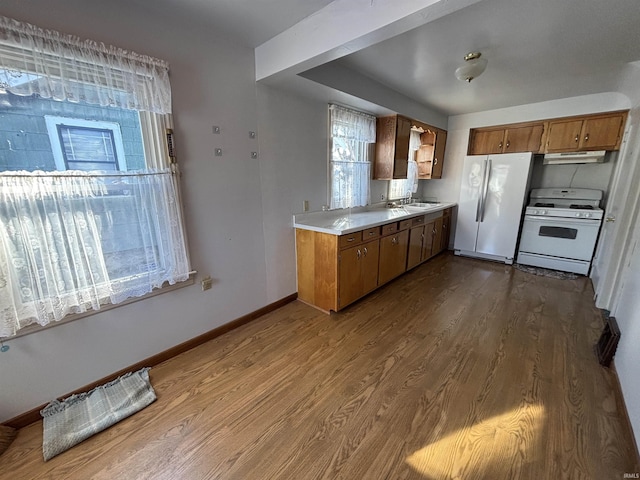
[44, 115, 129, 171]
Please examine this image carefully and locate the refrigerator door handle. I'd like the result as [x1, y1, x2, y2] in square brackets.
[480, 159, 492, 222]
[475, 159, 487, 222]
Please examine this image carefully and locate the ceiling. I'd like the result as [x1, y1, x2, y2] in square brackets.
[139, 0, 640, 118]
[331, 0, 640, 116]
[129, 0, 334, 48]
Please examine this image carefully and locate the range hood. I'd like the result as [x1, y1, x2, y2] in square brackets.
[543, 150, 606, 165]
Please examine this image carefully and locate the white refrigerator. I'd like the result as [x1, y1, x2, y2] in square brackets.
[454, 152, 533, 264]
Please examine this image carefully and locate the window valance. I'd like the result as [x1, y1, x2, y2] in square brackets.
[329, 104, 376, 143]
[0, 15, 171, 114]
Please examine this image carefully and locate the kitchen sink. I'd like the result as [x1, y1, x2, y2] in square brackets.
[408, 202, 440, 208]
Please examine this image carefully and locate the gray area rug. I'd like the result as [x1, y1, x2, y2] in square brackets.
[514, 263, 579, 280]
[41, 367, 156, 461]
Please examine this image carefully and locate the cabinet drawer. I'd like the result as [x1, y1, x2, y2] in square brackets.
[411, 215, 425, 226]
[363, 226, 380, 240]
[381, 222, 399, 235]
[339, 231, 362, 249]
[399, 219, 412, 230]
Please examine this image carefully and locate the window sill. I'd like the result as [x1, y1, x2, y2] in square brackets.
[4, 272, 196, 341]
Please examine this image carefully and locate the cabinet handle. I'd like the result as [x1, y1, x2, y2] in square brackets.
[498, 141, 503, 149]
[574, 134, 579, 143]
[584, 133, 590, 142]
[363, 247, 368, 256]
[443, 224, 447, 229]
[369, 231, 375, 236]
[434, 158, 438, 165]
[391, 237, 397, 245]
[421, 233, 424, 240]
[347, 237, 355, 242]
[357, 249, 361, 259]
[505, 140, 510, 149]
[433, 229, 437, 235]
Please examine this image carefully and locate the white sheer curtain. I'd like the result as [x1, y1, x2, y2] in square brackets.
[0, 170, 189, 337]
[0, 15, 171, 114]
[0, 16, 189, 338]
[329, 104, 376, 210]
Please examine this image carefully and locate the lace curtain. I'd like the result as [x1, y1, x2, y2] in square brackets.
[0, 15, 171, 114]
[0, 170, 190, 337]
[0, 16, 188, 337]
[329, 105, 376, 209]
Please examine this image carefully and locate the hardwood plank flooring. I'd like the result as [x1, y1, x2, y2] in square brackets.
[1, 253, 638, 479]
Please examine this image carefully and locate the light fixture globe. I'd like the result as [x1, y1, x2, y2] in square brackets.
[455, 52, 488, 82]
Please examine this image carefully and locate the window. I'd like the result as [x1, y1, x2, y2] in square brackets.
[45, 116, 127, 171]
[329, 104, 376, 209]
[0, 15, 190, 338]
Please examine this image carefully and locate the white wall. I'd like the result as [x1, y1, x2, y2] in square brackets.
[256, 84, 328, 302]
[0, 1, 320, 422]
[607, 62, 640, 449]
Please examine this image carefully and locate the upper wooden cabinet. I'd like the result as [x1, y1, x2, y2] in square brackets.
[374, 115, 412, 180]
[545, 112, 627, 152]
[468, 110, 628, 156]
[416, 128, 447, 179]
[375, 115, 448, 180]
[469, 123, 544, 155]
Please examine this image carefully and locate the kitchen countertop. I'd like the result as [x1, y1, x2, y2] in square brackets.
[293, 203, 457, 235]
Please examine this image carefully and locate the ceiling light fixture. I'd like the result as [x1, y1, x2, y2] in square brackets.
[455, 52, 488, 83]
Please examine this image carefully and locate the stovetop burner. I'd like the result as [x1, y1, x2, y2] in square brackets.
[570, 204, 594, 210]
[535, 202, 555, 208]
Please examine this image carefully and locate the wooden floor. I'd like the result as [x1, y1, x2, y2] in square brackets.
[1, 254, 638, 479]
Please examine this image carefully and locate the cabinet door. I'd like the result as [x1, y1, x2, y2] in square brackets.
[432, 217, 444, 256]
[374, 116, 397, 180]
[504, 125, 544, 153]
[441, 211, 451, 252]
[378, 229, 409, 285]
[431, 130, 447, 179]
[546, 119, 584, 152]
[407, 225, 425, 270]
[338, 244, 363, 309]
[361, 239, 380, 295]
[469, 129, 505, 155]
[421, 220, 436, 261]
[374, 115, 410, 180]
[393, 116, 412, 179]
[580, 114, 625, 150]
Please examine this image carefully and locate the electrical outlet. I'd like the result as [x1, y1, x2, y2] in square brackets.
[380, 194, 385, 201]
[303, 200, 309, 212]
[201, 275, 213, 291]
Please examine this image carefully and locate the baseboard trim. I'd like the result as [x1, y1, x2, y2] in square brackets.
[611, 360, 640, 467]
[2, 293, 298, 430]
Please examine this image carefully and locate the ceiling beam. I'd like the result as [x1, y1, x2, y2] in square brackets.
[255, 0, 483, 83]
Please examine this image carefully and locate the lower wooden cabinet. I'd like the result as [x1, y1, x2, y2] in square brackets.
[378, 229, 409, 285]
[338, 239, 379, 309]
[295, 207, 455, 312]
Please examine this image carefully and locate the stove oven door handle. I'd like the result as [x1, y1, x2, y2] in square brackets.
[479, 159, 491, 222]
[524, 215, 601, 225]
